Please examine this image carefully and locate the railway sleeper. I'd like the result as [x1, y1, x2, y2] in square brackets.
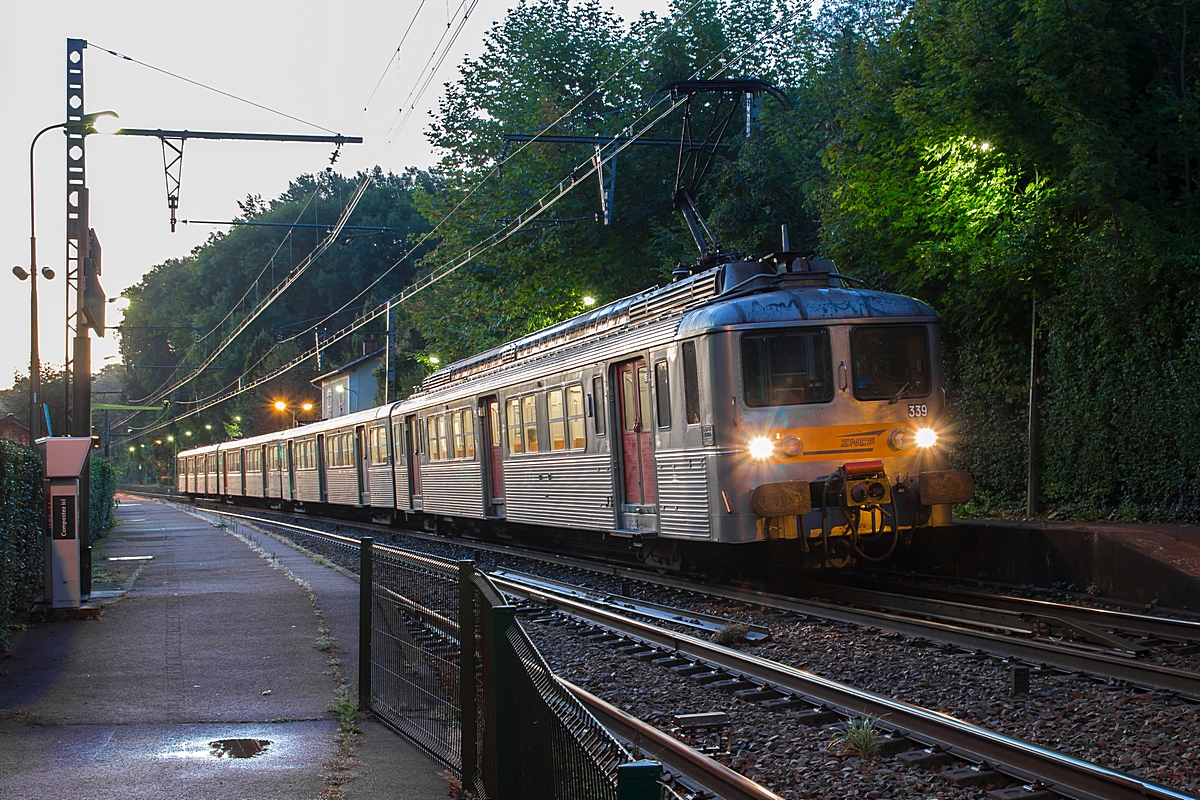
[896, 748, 957, 770]
[710, 677, 758, 693]
[941, 765, 1006, 789]
[731, 685, 785, 702]
[987, 786, 1057, 800]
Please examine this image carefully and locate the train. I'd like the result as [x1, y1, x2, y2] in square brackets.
[177, 255, 974, 570]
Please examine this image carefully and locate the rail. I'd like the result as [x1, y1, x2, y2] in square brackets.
[494, 571, 1197, 800]
[188, 507, 646, 800]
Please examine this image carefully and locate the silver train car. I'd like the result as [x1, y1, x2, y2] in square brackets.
[177, 257, 973, 568]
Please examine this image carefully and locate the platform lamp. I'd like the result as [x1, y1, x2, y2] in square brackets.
[15, 110, 118, 443]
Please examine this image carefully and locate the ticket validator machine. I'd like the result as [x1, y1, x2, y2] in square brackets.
[37, 437, 93, 609]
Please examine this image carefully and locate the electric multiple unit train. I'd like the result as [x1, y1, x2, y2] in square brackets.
[177, 256, 974, 569]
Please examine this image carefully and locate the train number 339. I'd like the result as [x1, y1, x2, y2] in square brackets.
[907, 404, 928, 417]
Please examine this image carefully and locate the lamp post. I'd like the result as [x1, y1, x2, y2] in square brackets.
[274, 400, 314, 428]
[334, 384, 358, 416]
[13, 112, 116, 444]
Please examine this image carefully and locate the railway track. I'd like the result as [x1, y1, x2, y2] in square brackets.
[159, 499, 1199, 800]
[170, 495, 1200, 701]
[495, 571, 1195, 800]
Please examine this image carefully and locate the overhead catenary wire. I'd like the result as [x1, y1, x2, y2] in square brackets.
[125, 1, 801, 441]
[90, 43, 339, 135]
[349, 0, 432, 134]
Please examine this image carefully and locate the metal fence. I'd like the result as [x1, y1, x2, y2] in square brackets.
[362, 538, 636, 800]
[191, 511, 654, 800]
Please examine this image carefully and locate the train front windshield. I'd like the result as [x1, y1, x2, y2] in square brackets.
[851, 325, 931, 400]
[742, 328, 834, 407]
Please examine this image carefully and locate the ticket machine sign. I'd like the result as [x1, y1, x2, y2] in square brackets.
[52, 495, 76, 540]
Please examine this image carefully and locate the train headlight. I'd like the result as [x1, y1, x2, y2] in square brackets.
[748, 436, 775, 460]
[782, 435, 803, 456]
[888, 430, 908, 450]
[915, 427, 938, 448]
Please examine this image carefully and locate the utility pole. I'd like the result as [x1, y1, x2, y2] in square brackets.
[1026, 296, 1040, 518]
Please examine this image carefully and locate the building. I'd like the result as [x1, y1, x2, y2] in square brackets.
[311, 344, 384, 420]
[0, 413, 30, 446]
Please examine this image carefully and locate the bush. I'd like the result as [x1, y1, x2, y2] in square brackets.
[90, 456, 116, 538]
[0, 441, 43, 654]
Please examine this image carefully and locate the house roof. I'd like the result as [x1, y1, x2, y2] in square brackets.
[310, 348, 384, 385]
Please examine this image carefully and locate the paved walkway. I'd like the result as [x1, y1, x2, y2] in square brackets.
[0, 497, 448, 800]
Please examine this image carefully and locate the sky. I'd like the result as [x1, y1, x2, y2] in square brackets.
[0, 0, 666, 389]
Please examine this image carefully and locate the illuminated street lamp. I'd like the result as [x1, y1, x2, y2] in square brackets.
[273, 400, 315, 428]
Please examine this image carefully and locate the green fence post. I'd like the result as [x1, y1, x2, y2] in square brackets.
[491, 605, 519, 800]
[617, 761, 663, 800]
[359, 536, 373, 713]
[458, 560, 477, 793]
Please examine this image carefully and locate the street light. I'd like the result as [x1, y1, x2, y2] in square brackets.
[14, 110, 117, 442]
[273, 400, 315, 428]
[334, 384, 358, 415]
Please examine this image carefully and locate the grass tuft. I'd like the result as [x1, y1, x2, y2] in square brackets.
[710, 623, 750, 646]
[829, 714, 884, 759]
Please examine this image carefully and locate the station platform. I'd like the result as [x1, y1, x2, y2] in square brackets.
[0, 496, 449, 800]
[899, 517, 1200, 611]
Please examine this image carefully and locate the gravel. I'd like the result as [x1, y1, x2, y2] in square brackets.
[223, 509, 1200, 797]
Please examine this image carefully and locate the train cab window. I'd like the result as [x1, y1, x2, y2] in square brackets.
[566, 384, 586, 448]
[522, 395, 540, 453]
[506, 398, 524, 454]
[682, 341, 701, 425]
[547, 389, 567, 450]
[851, 325, 931, 401]
[654, 361, 671, 429]
[591, 376, 606, 436]
[742, 328, 834, 407]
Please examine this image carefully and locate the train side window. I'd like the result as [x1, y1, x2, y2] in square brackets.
[637, 364, 652, 430]
[682, 340, 701, 425]
[547, 389, 566, 451]
[452, 412, 465, 459]
[654, 360, 671, 429]
[522, 395, 540, 453]
[566, 384, 586, 448]
[427, 417, 440, 461]
[325, 434, 337, 467]
[506, 398, 523, 453]
[592, 375, 606, 436]
[463, 410, 475, 458]
[437, 415, 449, 460]
[369, 427, 388, 465]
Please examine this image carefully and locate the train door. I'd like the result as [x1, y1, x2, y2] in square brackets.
[285, 441, 296, 501]
[483, 396, 505, 515]
[316, 434, 328, 502]
[260, 445, 268, 495]
[616, 358, 657, 506]
[356, 424, 370, 505]
[405, 414, 421, 509]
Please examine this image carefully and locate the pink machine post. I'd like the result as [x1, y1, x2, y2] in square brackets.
[37, 436, 93, 609]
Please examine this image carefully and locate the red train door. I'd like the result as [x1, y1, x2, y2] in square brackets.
[483, 396, 505, 514]
[616, 359, 656, 505]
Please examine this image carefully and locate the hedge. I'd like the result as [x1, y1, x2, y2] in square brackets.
[0, 447, 117, 653]
[0, 441, 43, 654]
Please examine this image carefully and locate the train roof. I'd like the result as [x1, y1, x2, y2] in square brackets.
[675, 284, 935, 337]
[415, 259, 935, 398]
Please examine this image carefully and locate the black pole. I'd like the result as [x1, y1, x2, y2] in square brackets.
[1026, 296, 1039, 518]
[458, 560, 477, 792]
[358, 536, 373, 712]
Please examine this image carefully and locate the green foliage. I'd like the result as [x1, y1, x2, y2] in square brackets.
[90, 457, 116, 538]
[0, 442, 43, 654]
[115, 169, 436, 439]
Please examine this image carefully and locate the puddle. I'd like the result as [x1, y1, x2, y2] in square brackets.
[209, 738, 271, 759]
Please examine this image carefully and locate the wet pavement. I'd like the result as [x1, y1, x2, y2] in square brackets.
[0, 497, 448, 799]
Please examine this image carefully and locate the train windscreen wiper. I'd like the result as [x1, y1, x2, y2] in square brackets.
[887, 381, 915, 405]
